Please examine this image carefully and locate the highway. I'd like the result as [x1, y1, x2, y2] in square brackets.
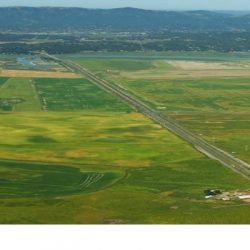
[42, 53, 250, 180]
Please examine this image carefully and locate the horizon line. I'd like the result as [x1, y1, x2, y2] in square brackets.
[0, 6, 249, 12]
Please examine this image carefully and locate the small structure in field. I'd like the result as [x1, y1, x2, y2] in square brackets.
[204, 189, 250, 202]
[204, 189, 222, 198]
[238, 195, 250, 200]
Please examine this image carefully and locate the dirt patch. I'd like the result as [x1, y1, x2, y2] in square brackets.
[65, 148, 95, 158]
[114, 160, 150, 168]
[159, 191, 172, 198]
[103, 219, 126, 224]
[127, 112, 145, 119]
[167, 60, 249, 70]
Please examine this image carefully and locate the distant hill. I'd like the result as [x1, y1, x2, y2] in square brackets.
[0, 7, 250, 33]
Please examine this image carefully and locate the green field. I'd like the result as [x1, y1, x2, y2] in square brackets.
[71, 57, 250, 164]
[0, 78, 41, 111]
[1, 112, 250, 224]
[104, 78, 250, 113]
[66, 51, 250, 61]
[34, 78, 131, 112]
[1, 55, 250, 224]
[72, 58, 175, 75]
[0, 160, 120, 198]
[1, 155, 250, 223]
[0, 77, 9, 86]
[168, 112, 250, 163]
[0, 112, 200, 167]
[112, 77, 250, 162]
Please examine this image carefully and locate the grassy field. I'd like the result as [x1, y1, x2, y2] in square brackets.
[168, 112, 250, 163]
[72, 58, 175, 74]
[0, 77, 9, 86]
[0, 112, 200, 166]
[0, 112, 250, 224]
[102, 78, 250, 113]
[0, 160, 120, 198]
[70, 57, 250, 164]
[72, 58, 156, 72]
[111, 77, 250, 162]
[1, 55, 250, 224]
[65, 51, 250, 61]
[0, 78, 41, 111]
[34, 78, 131, 112]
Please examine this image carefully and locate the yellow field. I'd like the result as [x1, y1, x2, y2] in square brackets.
[0, 69, 80, 78]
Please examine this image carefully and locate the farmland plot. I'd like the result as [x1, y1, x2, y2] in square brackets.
[1, 55, 250, 224]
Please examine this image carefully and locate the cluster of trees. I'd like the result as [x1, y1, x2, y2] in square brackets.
[1, 32, 250, 54]
[0, 8, 250, 53]
[0, 33, 79, 42]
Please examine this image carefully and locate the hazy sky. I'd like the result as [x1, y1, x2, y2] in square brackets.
[0, 0, 249, 11]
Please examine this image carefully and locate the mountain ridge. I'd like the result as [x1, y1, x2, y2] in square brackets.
[0, 7, 249, 32]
